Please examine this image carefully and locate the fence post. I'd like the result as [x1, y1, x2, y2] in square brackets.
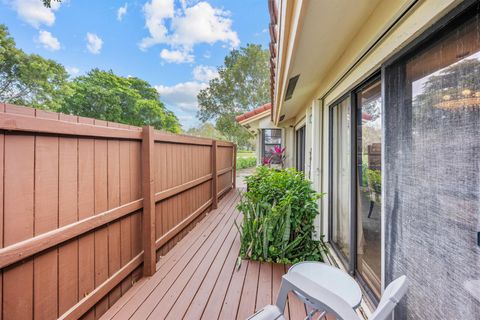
[233, 144, 237, 190]
[142, 126, 156, 277]
[211, 140, 218, 209]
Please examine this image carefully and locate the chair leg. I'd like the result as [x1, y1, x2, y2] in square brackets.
[368, 201, 374, 218]
[317, 311, 327, 320]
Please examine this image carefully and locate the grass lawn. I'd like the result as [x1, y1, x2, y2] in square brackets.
[236, 151, 257, 169]
[237, 150, 255, 159]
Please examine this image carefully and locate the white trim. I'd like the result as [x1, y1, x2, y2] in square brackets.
[294, 117, 306, 130]
[380, 68, 386, 295]
[237, 109, 271, 126]
[321, 99, 329, 239]
[274, 0, 307, 123]
[311, 99, 322, 239]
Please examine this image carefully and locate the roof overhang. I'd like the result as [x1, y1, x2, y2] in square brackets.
[271, 0, 415, 124]
[237, 109, 271, 126]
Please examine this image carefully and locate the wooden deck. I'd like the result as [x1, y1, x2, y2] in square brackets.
[101, 189, 309, 320]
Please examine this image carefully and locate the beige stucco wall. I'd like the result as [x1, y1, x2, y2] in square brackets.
[279, 0, 463, 242]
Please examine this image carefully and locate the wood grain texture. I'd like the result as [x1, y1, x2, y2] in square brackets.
[0, 104, 237, 320]
[142, 126, 156, 276]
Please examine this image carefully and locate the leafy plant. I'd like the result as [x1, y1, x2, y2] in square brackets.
[366, 169, 381, 194]
[236, 166, 326, 264]
[236, 157, 257, 170]
[262, 146, 287, 168]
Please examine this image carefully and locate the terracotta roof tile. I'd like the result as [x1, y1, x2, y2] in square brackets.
[235, 103, 272, 122]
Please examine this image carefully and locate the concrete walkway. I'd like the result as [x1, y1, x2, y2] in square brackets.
[235, 167, 256, 189]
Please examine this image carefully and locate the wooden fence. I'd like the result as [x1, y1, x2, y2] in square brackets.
[0, 104, 236, 319]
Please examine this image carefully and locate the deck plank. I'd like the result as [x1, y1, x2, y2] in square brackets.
[186, 232, 241, 319]
[101, 191, 238, 320]
[116, 191, 240, 319]
[256, 262, 273, 311]
[103, 189, 309, 320]
[152, 210, 242, 319]
[272, 263, 289, 320]
[236, 260, 261, 319]
[218, 259, 249, 320]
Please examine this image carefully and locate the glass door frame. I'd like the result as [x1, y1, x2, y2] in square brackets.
[328, 92, 356, 273]
[328, 72, 382, 303]
[295, 125, 306, 172]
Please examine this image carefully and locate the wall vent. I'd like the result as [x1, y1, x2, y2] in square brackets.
[284, 75, 300, 101]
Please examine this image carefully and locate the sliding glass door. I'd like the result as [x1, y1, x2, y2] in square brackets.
[384, 5, 480, 318]
[330, 97, 352, 264]
[329, 79, 382, 300]
[356, 79, 382, 298]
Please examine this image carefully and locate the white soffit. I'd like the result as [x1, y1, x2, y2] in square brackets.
[278, 0, 383, 121]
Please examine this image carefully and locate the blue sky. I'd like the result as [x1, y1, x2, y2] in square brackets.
[0, 0, 270, 129]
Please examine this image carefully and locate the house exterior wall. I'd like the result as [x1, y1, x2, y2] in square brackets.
[273, 0, 479, 317]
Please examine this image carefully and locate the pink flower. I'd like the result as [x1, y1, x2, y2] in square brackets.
[273, 145, 286, 154]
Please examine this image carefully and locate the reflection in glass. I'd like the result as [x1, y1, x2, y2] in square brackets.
[331, 98, 351, 261]
[385, 9, 480, 319]
[356, 80, 382, 298]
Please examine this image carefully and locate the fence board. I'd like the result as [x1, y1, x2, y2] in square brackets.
[4, 132, 35, 319]
[0, 126, 3, 320]
[119, 141, 132, 294]
[78, 121, 95, 320]
[58, 117, 79, 315]
[34, 127, 59, 319]
[0, 104, 235, 319]
[94, 137, 109, 318]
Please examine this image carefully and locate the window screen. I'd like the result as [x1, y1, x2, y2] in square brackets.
[384, 6, 480, 318]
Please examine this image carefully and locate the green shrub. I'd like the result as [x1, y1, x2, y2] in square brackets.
[366, 169, 381, 194]
[236, 156, 257, 169]
[236, 166, 326, 264]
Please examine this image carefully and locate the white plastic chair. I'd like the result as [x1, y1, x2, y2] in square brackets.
[247, 272, 407, 320]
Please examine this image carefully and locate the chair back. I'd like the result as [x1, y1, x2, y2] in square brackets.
[370, 276, 408, 320]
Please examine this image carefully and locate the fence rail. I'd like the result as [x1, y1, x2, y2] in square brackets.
[0, 103, 236, 320]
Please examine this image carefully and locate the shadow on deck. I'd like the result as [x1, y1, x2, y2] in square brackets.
[101, 189, 308, 320]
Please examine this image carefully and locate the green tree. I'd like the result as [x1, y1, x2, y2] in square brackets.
[0, 24, 68, 110]
[197, 44, 270, 148]
[61, 69, 181, 133]
[186, 122, 226, 140]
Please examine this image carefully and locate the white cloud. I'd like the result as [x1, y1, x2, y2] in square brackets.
[66, 66, 80, 76]
[139, 0, 174, 50]
[192, 65, 218, 82]
[140, 0, 239, 63]
[86, 33, 103, 54]
[160, 48, 194, 64]
[37, 30, 60, 51]
[10, 0, 61, 28]
[155, 81, 207, 111]
[117, 3, 128, 21]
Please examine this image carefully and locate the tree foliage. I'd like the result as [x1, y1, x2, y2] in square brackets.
[0, 25, 68, 110]
[197, 44, 270, 148]
[0, 24, 181, 133]
[61, 69, 181, 133]
[186, 122, 225, 140]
